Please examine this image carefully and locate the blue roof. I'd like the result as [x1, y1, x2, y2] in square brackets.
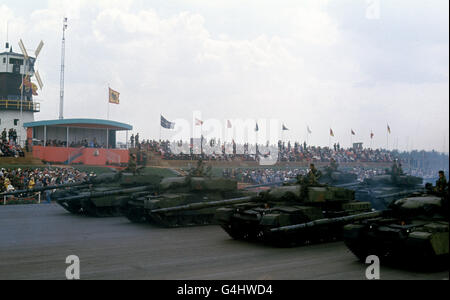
[24, 119, 133, 131]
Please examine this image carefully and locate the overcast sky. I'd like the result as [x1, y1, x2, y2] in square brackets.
[1, 0, 448, 152]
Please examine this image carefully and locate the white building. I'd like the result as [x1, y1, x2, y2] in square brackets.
[0, 42, 40, 145]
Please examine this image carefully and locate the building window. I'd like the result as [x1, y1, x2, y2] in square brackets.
[2, 58, 5, 64]
[14, 119, 19, 126]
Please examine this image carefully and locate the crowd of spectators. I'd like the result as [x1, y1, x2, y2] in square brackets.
[222, 166, 389, 185]
[132, 138, 395, 164]
[33, 139, 106, 149]
[0, 167, 93, 193]
[1, 128, 25, 158]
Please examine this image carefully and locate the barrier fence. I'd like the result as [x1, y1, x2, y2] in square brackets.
[2, 192, 42, 205]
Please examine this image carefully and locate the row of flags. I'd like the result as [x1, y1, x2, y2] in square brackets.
[108, 88, 393, 141]
[161, 116, 392, 139]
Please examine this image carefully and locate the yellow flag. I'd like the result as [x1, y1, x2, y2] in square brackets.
[109, 88, 120, 104]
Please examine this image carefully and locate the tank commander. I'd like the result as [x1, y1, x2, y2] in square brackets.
[329, 158, 339, 172]
[127, 154, 137, 175]
[436, 171, 448, 194]
[307, 163, 321, 184]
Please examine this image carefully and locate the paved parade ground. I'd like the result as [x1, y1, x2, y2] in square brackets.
[0, 204, 448, 280]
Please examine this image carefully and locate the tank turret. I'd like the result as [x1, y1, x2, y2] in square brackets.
[53, 172, 163, 217]
[343, 188, 449, 267]
[121, 160, 254, 226]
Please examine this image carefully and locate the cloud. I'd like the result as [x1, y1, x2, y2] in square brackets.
[0, 0, 448, 152]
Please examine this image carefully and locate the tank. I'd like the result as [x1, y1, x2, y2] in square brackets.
[343, 188, 449, 267]
[354, 173, 424, 210]
[54, 172, 163, 217]
[121, 175, 253, 226]
[214, 178, 373, 246]
[319, 168, 358, 185]
[318, 160, 358, 186]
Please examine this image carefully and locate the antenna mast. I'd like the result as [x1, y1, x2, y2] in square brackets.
[59, 17, 68, 120]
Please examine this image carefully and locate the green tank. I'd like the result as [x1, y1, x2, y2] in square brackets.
[121, 175, 253, 226]
[319, 169, 358, 186]
[54, 172, 163, 217]
[343, 188, 449, 267]
[355, 173, 424, 210]
[214, 179, 373, 246]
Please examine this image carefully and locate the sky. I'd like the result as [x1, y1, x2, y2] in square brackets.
[1, 0, 448, 152]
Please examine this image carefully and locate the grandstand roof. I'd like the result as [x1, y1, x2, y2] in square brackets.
[23, 119, 133, 131]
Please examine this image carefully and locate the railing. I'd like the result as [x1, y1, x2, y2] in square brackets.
[0, 99, 40, 112]
[2, 192, 42, 205]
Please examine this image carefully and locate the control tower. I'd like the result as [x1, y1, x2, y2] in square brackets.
[0, 41, 40, 145]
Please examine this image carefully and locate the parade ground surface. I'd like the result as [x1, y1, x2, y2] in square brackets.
[0, 204, 448, 280]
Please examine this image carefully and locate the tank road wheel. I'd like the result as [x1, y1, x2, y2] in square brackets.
[344, 240, 373, 262]
[125, 207, 146, 223]
[95, 207, 114, 218]
[112, 206, 123, 217]
[220, 223, 257, 240]
[221, 224, 245, 240]
[60, 202, 82, 214]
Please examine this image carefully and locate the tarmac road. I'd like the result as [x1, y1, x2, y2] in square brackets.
[0, 204, 448, 280]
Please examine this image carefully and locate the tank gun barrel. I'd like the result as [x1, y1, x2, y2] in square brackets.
[243, 180, 296, 190]
[374, 189, 423, 200]
[1, 173, 121, 197]
[335, 182, 360, 189]
[150, 196, 254, 214]
[1, 181, 90, 197]
[270, 211, 383, 233]
[56, 185, 154, 202]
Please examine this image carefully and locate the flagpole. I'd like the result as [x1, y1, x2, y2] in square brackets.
[159, 114, 162, 142]
[107, 85, 110, 120]
[201, 123, 203, 158]
[350, 131, 353, 148]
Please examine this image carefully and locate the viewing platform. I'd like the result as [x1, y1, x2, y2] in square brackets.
[0, 99, 40, 112]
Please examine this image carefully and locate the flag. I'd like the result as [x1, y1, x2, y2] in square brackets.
[255, 123, 259, 132]
[282, 124, 289, 131]
[109, 88, 120, 104]
[351, 129, 356, 135]
[387, 125, 391, 134]
[161, 115, 175, 129]
[330, 129, 334, 137]
[195, 118, 204, 126]
[20, 75, 33, 93]
[31, 82, 38, 96]
[370, 132, 374, 139]
[307, 126, 312, 134]
[227, 120, 232, 129]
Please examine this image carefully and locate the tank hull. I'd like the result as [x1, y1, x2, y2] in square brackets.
[216, 186, 373, 246]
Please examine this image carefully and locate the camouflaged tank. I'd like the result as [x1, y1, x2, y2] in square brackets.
[121, 160, 254, 227]
[318, 161, 358, 186]
[212, 178, 374, 246]
[319, 169, 358, 186]
[354, 173, 424, 210]
[54, 172, 163, 217]
[343, 188, 449, 267]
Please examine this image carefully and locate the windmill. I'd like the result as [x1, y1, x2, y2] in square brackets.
[17, 39, 44, 142]
[18, 39, 45, 100]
